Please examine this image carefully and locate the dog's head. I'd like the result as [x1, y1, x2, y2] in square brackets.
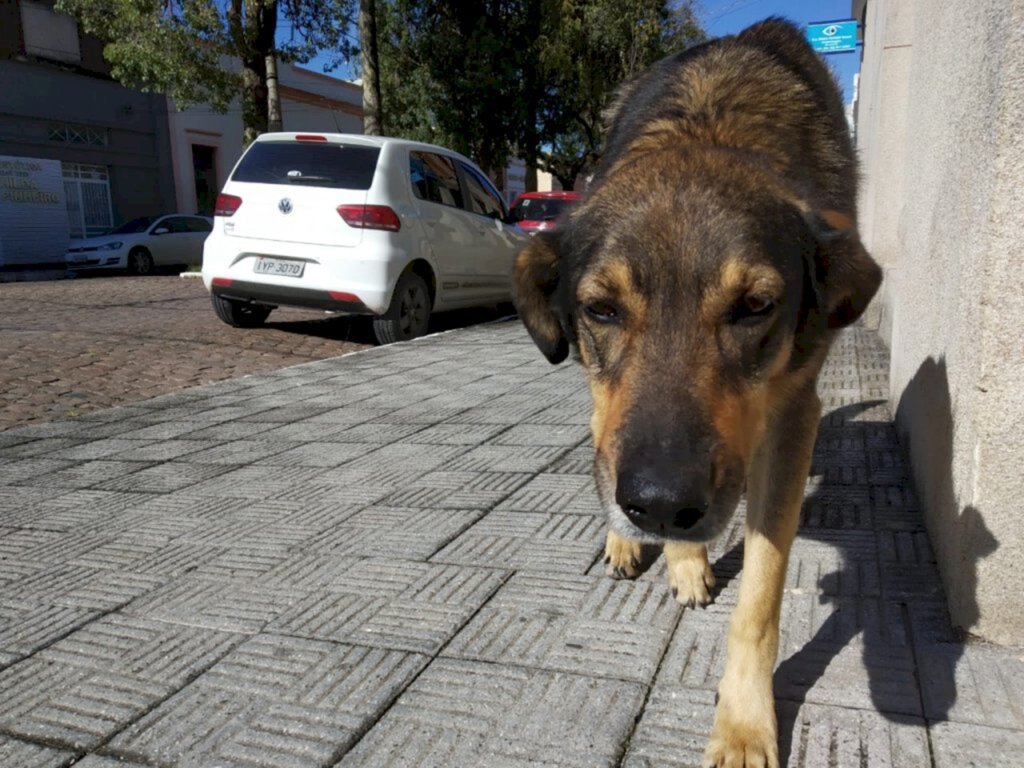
[513, 150, 881, 543]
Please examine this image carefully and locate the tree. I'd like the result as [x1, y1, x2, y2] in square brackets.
[370, 0, 702, 190]
[358, 0, 384, 134]
[537, 0, 704, 189]
[56, 0, 357, 143]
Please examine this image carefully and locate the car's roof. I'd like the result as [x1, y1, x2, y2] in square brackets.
[513, 191, 581, 201]
[254, 133, 477, 164]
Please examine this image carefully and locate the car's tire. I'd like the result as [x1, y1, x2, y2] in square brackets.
[127, 247, 154, 275]
[211, 293, 272, 328]
[373, 272, 431, 344]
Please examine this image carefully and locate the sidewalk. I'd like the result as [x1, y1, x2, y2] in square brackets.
[0, 321, 1021, 767]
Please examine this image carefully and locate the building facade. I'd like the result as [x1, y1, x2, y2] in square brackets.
[852, 0, 1024, 645]
[0, 0, 177, 264]
[166, 63, 363, 217]
[0, 0, 364, 265]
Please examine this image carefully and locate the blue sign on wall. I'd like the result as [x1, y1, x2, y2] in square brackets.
[806, 20, 858, 54]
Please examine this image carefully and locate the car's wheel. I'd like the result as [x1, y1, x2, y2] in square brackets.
[211, 293, 272, 328]
[373, 272, 431, 344]
[127, 247, 154, 275]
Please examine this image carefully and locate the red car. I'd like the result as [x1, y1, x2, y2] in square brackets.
[509, 191, 581, 234]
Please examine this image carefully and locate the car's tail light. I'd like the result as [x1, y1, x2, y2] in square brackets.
[214, 193, 242, 217]
[337, 205, 401, 232]
[211, 277, 233, 287]
[295, 134, 327, 142]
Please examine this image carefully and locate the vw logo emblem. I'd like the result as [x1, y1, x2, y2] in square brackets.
[278, 198, 293, 214]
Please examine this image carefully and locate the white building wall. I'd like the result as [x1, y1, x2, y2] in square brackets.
[854, 0, 1024, 645]
[167, 63, 363, 215]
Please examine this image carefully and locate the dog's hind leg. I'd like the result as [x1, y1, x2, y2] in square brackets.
[664, 542, 715, 607]
[604, 528, 643, 579]
[704, 386, 820, 768]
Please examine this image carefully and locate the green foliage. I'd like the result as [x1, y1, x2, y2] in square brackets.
[56, 0, 355, 131]
[370, 0, 703, 189]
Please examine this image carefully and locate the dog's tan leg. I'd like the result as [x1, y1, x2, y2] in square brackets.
[664, 541, 715, 607]
[704, 388, 820, 768]
[604, 528, 643, 579]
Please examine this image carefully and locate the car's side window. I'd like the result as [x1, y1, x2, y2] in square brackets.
[186, 217, 213, 233]
[162, 217, 190, 234]
[409, 152, 463, 209]
[458, 162, 505, 220]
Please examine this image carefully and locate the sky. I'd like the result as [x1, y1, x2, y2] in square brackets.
[696, 0, 861, 102]
[300, 0, 861, 106]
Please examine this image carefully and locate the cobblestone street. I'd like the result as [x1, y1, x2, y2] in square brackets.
[0, 276, 508, 429]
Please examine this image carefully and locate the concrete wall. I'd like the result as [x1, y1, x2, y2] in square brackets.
[854, 0, 1024, 645]
[0, 58, 177, 231]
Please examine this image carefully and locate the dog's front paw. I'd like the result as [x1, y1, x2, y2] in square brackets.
[703, 693, 778, 768]
[667, 554, 715, 607]
[604, 529, 642, 579]
[663, 542, 715, 607]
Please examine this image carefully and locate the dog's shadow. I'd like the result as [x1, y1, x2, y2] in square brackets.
[762, 379, 996, 763]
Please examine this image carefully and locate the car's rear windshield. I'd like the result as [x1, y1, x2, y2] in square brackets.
[510, 197, 573, 222]
[231, 142, 381, 190]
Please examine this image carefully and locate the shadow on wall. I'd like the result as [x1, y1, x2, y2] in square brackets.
[764, 355, 998, 763]
[893, 356, 998, 634]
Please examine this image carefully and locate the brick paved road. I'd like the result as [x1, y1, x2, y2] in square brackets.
[0, 276, 506, 429]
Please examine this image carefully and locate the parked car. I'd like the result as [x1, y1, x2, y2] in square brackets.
[202, 133, 528, 344]
[508, 191, 580, 235]
[64, 215, 213, 274]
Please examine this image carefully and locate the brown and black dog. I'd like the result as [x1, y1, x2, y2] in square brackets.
[513, 18, 882, 768]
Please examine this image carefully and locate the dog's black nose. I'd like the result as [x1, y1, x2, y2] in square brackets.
[616, 468, 709, 535]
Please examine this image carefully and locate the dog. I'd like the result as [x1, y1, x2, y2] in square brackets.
[513, 18, 881, 768]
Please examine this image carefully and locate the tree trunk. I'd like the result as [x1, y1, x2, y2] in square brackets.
[241, 59, 269, 146]
[359, 0, 384, 135]
[238, 0, 278, 146]
[266, 52, 283, 133]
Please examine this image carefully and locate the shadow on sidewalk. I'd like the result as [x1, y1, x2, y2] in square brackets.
[770, 358, 998, 764]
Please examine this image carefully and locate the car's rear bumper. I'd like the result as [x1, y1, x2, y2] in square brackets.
[209, 278, 369, 313]
[201, 231, 417, 314]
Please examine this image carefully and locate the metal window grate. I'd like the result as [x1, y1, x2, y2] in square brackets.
[48, 124, 109, 147]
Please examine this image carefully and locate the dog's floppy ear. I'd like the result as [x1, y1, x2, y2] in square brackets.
[513, 232, 569, 364]
[806, 209, 883, 329]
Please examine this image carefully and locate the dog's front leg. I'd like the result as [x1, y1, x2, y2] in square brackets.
[604, 528, 643, 579]
[664, 541, 715, 607]
[704, 388, 820, 768]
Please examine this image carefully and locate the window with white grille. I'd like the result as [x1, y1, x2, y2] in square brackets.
[62, 163, 112, 238]
[48, 124, 108, 147]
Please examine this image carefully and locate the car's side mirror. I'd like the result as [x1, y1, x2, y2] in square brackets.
[152, 227, 170, 235]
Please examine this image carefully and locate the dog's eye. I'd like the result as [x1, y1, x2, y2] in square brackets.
[733, 294, 775, 325]
[583, 301, 620, 323]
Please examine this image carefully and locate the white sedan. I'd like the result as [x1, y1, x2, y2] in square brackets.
[65, 214, 213, 274]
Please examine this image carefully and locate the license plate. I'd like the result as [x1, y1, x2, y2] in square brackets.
[254, 257, 305, 278]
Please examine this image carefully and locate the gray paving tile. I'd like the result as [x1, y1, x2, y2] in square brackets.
[930, 721, 1024, 768]
[0, 735, 76, 768]
[918, 643, 1024, 730]
[271, 560, 506, 653]
[123, 577, 303, 633]
[339, 658, 644, 768]
[444, 573, 679, 683]
[108, 634, 428, 768]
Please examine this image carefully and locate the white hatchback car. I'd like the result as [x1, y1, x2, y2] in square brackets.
[201, 133, 528, 343]
[65, 214, 213, 274]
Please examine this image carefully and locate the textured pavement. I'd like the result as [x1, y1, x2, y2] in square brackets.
[1, 321, 1022, 767]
